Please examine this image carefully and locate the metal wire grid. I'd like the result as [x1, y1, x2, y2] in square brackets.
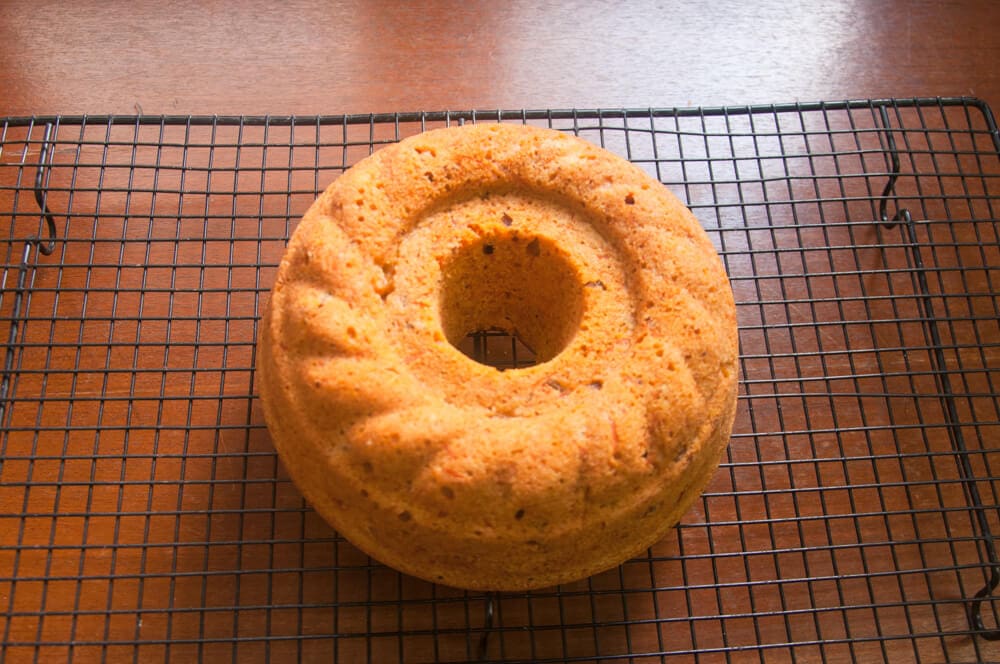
[0, 99, 998, 662]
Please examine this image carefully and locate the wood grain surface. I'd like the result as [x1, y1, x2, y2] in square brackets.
[2, 2, 1000, 662]
[1, 0, 998, 116]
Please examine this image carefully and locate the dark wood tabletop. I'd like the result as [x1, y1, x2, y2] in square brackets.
[1, 0, 998, 117]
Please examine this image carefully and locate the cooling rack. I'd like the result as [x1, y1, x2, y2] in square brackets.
[1, 98, 999, 663]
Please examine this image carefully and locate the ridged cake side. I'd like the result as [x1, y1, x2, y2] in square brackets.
[257, 123, 739, 590]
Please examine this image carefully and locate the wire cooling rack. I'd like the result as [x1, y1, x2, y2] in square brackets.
[1, 99, 999, 663]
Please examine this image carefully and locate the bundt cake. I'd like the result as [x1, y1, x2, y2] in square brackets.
[256, 122, 739, 590]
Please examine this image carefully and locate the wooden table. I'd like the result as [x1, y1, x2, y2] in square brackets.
[2, 2, 1000, 663]
[1, 0, 998, 116]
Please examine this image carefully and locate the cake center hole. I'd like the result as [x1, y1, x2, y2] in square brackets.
[439, 233, 585, 370]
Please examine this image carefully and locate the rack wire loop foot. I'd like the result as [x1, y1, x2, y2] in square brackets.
[877, 105, 902, 229]
[477, 593, 497, 661]
[969, 570, 1000, 641]
[0, 121, 60, 423]
[31, 122, 59, 256]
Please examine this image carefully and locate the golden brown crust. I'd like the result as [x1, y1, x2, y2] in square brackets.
[257, 123, 739, 590]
